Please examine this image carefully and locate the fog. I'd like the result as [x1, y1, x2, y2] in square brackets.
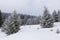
[0, 0, 60, 16]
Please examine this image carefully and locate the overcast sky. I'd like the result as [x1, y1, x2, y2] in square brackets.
[0, 0, 60, 16]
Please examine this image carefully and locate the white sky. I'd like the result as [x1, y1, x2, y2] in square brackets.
[0, 0, 60, 16]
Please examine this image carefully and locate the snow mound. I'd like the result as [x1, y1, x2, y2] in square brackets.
[0, 22, 60, 40]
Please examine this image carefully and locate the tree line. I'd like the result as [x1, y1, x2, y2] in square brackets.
[0, 7, 60, 35]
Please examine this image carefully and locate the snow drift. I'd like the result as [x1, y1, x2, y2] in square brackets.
[0, 22, 60, 40]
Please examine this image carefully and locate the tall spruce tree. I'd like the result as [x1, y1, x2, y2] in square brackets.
[0, 10, 3, 27]
[1, 10, 21, 35]
[41, 7, 54, 28]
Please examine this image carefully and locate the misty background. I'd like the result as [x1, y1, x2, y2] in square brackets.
[0, 0, 60, 16]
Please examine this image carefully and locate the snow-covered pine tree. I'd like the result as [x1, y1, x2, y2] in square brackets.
[52, 10, 58, 22]
[41, 7, 54, 28]
[0, 10, 3, 27]
[1, 10, 21, 35]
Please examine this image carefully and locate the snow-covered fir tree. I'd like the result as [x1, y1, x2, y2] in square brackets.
[1, 10, 21, 35]
[52, 10, 58, 22]
[41, 7, 54, 28]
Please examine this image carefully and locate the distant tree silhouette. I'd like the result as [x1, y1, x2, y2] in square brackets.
[52, 10, 58, 22]
[58, 10, 60, 22]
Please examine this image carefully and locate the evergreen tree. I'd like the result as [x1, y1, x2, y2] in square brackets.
[52, 10, 58, 22]
[1, 10, 21, 35]
[41, 7, 54, 28]
[0, 10, 3, 27]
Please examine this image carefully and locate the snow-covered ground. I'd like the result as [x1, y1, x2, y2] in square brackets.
[0, 22, 60, 40]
